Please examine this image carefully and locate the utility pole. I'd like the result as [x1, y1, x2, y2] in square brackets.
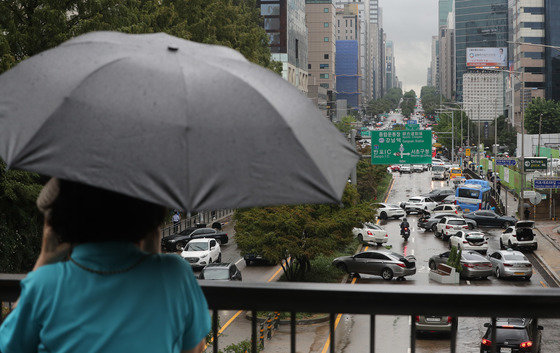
[477, 103, 481, 166]
[519, 70, 526, 219]
[451, 110, 455, 163]
[351, 129, 357, 185]
[537, 113, 543, 157]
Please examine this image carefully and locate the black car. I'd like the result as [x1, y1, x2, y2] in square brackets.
[161, 227, 228, 251]
[480, 318, 542, 352]
[464, 210, 517, 228]
[199, 263, 242, 281]
[418, 213, 476, 232]
[422, 188, 455, 202]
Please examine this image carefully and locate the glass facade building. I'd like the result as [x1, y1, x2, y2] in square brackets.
[545, 0, 560, 101]
[454, 0, 509, 101]
[439, 0, 453, 28]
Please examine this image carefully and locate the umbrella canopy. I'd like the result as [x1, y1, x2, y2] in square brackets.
[0, 31, 357, 211]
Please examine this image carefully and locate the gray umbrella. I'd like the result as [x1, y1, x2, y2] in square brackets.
[0, 31, 357, 211]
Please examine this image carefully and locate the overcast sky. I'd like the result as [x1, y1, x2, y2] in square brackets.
[381, 0, 438, 95]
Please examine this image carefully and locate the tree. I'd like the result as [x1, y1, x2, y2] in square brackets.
[334, 115, 357, 134]
[525, 98, 560, 134]
[234, 185, 377, 281]
[491, 115, 517, 155]
[400, 90, 416, 118]
[356, 159, 389, 202]
[420, 86, 445, 116]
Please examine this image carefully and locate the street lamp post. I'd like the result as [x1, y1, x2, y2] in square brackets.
[451, 110, 455, 163]
[477, 103, 481, 166]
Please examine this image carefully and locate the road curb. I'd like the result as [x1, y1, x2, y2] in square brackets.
[245, 312, 330, 326]
[534, 228, 560, 286]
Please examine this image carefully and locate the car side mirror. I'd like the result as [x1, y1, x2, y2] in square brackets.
[210, 246, 215, 250]
[483, 323, 490, 328]
[538, 325, 544, 330]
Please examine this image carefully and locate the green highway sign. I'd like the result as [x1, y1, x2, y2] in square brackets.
[524, 157, 547, 171]
[361, 130, 372, 138]
[371, 130, 432, 165]
[406, 123, 420, 130]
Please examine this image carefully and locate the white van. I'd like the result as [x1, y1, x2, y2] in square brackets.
[431, 165, 448, 180]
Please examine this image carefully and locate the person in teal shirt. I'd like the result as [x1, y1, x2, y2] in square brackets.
[0, 178, 211, 353]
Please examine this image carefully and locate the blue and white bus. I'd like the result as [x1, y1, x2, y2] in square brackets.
[455, 180, 492, 212]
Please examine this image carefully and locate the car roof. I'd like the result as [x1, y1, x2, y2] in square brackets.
[189, 238, 213, 243]
[203, 263, 233, 269]
[495, 249, 525, 257]
[443, 217, 464, 221]
[462, 251, 487, 260]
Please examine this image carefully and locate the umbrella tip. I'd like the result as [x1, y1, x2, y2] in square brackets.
[167, 46, 179, 52]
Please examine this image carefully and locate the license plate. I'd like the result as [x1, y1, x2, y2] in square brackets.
[514, 272, 525, 275]
[425, 317, 440, 322]
[500, 349, 512, 353]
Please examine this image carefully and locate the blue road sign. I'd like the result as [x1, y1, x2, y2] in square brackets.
[495, 158, 516, 166]
[534, 178, 560, 189]
[407, 120, 417, 124]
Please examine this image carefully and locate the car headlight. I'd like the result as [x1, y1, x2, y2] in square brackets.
[200, 254, 208, 258]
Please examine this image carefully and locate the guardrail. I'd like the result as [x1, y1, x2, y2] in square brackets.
[160, 209, 234, 237]
[1, 276, 558, 353]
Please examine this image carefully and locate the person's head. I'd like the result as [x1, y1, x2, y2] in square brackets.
[37, 178, 166, 244]
[402, 218, 407, 223]
[499, 48, 503, 54]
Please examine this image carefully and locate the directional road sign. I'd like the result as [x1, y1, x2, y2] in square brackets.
[495, 158, 517, 166]
[524, 157, 547, 171]
[534, 177, 560, 189]
[466, 148, 471, 157]
[371, 130, 432, 165]
[361, 130, 372, 138]
[530, 193, 542, 205]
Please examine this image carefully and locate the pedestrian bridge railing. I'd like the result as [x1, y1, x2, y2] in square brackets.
[160, 209, 234, 237]
[1, 276, 559, 353]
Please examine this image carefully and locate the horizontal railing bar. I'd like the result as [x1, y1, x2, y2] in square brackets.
[3, 276, 560, 318]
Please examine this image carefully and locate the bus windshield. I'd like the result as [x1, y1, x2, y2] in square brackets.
[458, 188, 480, 199]
[432, 165, 445, 172]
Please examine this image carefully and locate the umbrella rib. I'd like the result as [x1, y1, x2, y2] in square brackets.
[10, 57, 128, 167]
[176, 56, 191, 211]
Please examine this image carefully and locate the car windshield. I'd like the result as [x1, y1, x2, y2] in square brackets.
[504, 254, 527, 261]
[202, 269, 230, 280]
[388, 204, 400, 208]
[432, 166, 445, 172]
[458, 188, 480, 199]
[186, 242, 208, 251]
[448, 220, 466, 225]
[494, 328, 529, 342]
[409, 198, 421, 202]
[466, 234, 484, 241]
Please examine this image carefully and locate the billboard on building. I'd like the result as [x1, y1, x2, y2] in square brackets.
[466, 48, 507, 68]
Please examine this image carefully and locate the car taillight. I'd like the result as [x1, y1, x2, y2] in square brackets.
[415, 316, 420, 322]
[478, 203, 482, 210]
[447, 316, 452, 323]
[367, 231, 373, 235]
[512, 234, 517, 238]
[481, 339, 491, 346]
[396, 263, 406, 268]
[520, 341, 533, 348]
[504, 263, 513, 267]
[463, 241, 468, 243]
[483, 263, 492, 267]
[463, 263, 475, 268]
[385, 234, 388, 237]
[463, 226, 469, 229]
[455, 210, 458, 214]
[454, 200, 457, 205]
[446, 225, 452, 229]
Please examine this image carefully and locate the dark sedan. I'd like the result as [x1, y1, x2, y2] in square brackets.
[422, 188, 455, 202]
[418, 213, 476, 232]
[333, 250, 416, 281]
[429, 251, 492, 279]
[463, 210, 517, 228]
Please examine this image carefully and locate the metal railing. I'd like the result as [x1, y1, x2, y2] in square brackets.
[160, 209, 234, 237]
[2, 276, 559, 353]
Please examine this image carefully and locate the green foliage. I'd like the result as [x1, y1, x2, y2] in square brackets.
[0, 160, 45, 273]
[356, 159, 390, 202]
[446, 246, 462, 272]
[420, 86, 445, 116]
[433, 110, 474, 151]
[366, 88, 402, 117]
[491, 115, 517, 155]
[334, 115, 357, 134]
[525, 97, 560, 134]
[219, 339, 262, 353]
[400, 90, 417, 118]
[234, 184, 377, 281]
[0, 0, 281, 75]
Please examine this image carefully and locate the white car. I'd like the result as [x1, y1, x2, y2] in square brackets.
[376, 203, 406, 220]
[352, 223, 388, 246]
[435, 216, 470, 240]
[449, 230, 488, 253]
[400, 165, 412, 173]
[412, 164, 424, 172]
[401, 196, 438, 214]
[431, 204, 463, 217]
[500, 221, 538, 251]
[180, 238, 221, 269]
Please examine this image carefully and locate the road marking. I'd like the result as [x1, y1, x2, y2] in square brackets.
[466, 280, 471, 285]
[411, 249, 415, 256]
[411, 237, 415, 243]
[540, 280, 548, 288]
[235, 257, 244, 266]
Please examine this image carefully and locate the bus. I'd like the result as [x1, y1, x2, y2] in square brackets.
[455, 182, 491, 212]
[449, 167, 462, 180]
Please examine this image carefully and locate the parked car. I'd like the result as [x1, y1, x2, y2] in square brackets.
[415, 315, 453, 335]
[400, 196, 438, 214]
[244, 254, 275, 266]
[428, 251, 492, 279]
[376, 203, 406, 220]
[400, 165, 412, 173]
[198, 263, 242, 281]
[480, 318, 542, 353]
[412, 164, 424, 172]
[431, 204, 463, 217]
[162, 227, 229, 251]
[419, 213, 475, 232]
[352, 223, 388, 246]
[449, 230, 488, 254]
[487, 250, 533, 280]
[441, 195, 457, 204]
[435, 216, 470, 240]
[332, 250, 416, 281]
[500, 221, 538, 251]
[422, 188, 455, 202]
[180, 238, 221, 269]
[463, 210, 517, 229]
[390, 165, 401, 172]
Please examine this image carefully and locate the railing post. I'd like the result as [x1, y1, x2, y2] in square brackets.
[329, 313, 335, 353]
[251, 310, 257, 353]
[370, 315, 375, 353]
[531, 318, 539, 353]
[212, 310, 219, 353]
[290, 312, 296, 353]
[410, 315, 416, 353]
[450, 316, 458, 353]
[267, 314, 272, 340]
[490, 317, 497, 353]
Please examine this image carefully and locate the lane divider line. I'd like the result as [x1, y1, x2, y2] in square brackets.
[540, 280, 548, 288]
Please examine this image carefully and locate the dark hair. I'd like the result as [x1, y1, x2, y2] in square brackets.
[46, 180, 166, 243]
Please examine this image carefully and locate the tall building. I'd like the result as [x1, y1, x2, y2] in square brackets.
[427, 67, 433, 86]
[439, 10, 455, 100]
[258, 0, 309, 92]
[455, 0, 509, 101]
[545, 0, 560, 102]
[366, 0, 380, 102]
[463, 72, 505, 121]
[438, 0, 453, 28]
[512, 0, 545, 130]
[385, 41, 396, 90]
[430, 36, 439, 88]
[305, 0, 336, 94]
[336, 40, 360, 107]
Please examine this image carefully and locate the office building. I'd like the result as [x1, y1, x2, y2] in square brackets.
[385, 41, 396, 90]
[439, 0, 453, 28]
[258, 0, 309, 92]
[439, 11, 455, 100]
[463, 71, 505, 121]
[545, 0, 560, 102]
[430, 36, 439, 88]
[306, 0, 336, 95]
[455, 0, 509, 101]
[336, 40, 360, 107]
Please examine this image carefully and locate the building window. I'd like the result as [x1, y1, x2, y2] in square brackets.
[320, 74, 329, 79]
[295, 39, 299, 59]
[324, 7, 329, 13]
[324, 22, 329, 28]
[324, 37, 329, 42]
[320, 64, 329, 69]
[345, 19, 348, 26]
[338, 20, 340, 27]
[261, 4, 280, 16]
[320, 83, 329, 89]
[308, 64, 311, 69]
[324, 54, 329, 59]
